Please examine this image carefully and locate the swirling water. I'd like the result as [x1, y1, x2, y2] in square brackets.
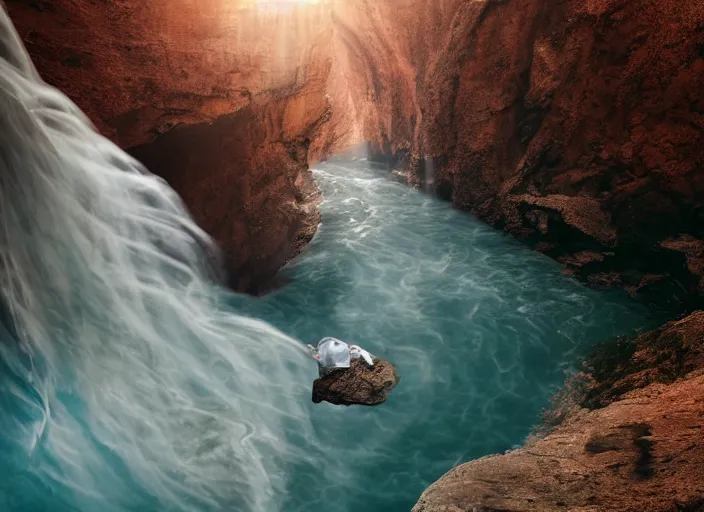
[237, 160, 660, 511]
[0, 10, 659, 512]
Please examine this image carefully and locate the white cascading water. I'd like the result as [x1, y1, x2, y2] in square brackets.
[0, 9, 317, 511]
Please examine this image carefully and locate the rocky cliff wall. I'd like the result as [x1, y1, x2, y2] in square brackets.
[413, 311, 704, 512]
[317, 3, 704, 507]
[6, 0, 340, 293]
[334, 0, 704, 311]
[9, 0, 703, 301]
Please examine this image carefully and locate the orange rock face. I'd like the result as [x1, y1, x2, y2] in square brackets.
[413, 312, 704, 512]
[6, 0, 337, 293]
[331, 0, 704, 310]
[7, 0, 334, 146]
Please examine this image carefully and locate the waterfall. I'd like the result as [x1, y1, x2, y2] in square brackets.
[0, 11, 314, 512]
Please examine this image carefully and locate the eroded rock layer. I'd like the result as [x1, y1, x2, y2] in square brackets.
[127, 101, 324, 294]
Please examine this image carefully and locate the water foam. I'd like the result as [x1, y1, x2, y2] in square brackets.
[0, 10, 314, 511]
[248, 161, 658, 511]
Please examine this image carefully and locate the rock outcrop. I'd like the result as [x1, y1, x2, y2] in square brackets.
[413, 312, 704, 512]
[5, 0, 338, 293]
[318, 3, 704, 505]
[333, 0, 704, 311]
[312, 358, 399, 406]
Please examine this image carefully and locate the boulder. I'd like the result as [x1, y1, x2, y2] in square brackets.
[312, 358, 399, 406]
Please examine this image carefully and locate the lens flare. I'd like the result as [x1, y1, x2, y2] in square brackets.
[246, 0, 326, 10]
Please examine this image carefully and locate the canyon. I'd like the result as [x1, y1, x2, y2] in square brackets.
[5, 0, 704, 510]
[334, 0, 704, 313]
[9, 0, 704, 305]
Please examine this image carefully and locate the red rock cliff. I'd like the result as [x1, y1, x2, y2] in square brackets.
[9, 0, 704, 302]
[414, 311, 704, 512]
[332, 0, 704, 311]
[322, 3, 704, 507]
[6, 0, 338, 293]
